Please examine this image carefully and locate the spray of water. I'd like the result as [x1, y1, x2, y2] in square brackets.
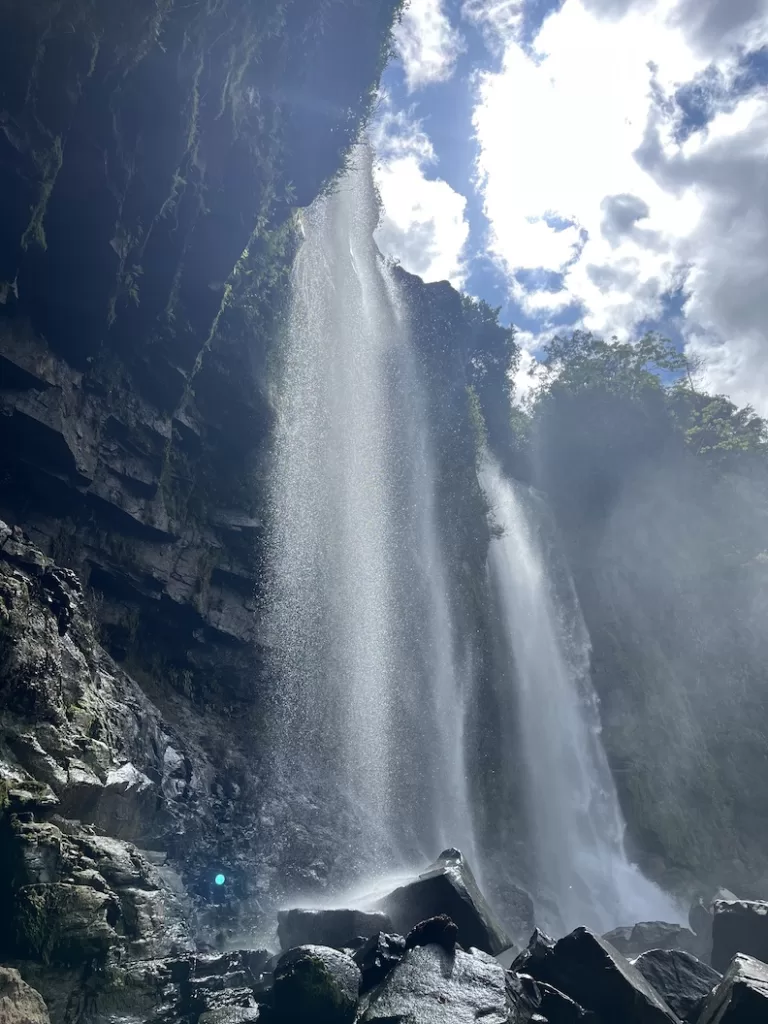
[265, 147, 476, 882]
[481, 455, 682, 934]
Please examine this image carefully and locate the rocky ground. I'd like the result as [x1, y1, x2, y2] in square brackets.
[1, 535, 766, 1024]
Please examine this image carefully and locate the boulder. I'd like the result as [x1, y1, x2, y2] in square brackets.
[690, 890, 739, 938]
[712, 901, 768, 974]
[277, 908, 392, 952]
[698, 953, 768, 1024]
[405, 915, 459, 951]
[353, 932, 406, 992]
[360, 943, 508, 1023]
[529, 927, 680, 1024]
[0, 967, 50, 1024]
[536, 981, 597, 1024]
[272, 945, 360, 1024]
[632, 949, 721, 1021]
[511, 929, 556, 975]
[372, 849, 511, 956]
[14, 883, 119, 964]
[604, 922, 703, 959]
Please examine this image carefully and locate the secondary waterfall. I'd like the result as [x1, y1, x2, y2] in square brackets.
[266, 148, 475, 879]
[481, 456, 681, 934]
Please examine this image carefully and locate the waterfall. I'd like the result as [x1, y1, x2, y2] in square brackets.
[480, 456, 681, 935]
[266, 147, 476, 882]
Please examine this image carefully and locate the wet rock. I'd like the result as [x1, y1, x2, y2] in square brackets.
[536, 981, 597, 1024]
[530, 927, 680, 1024]
[604, 921, 702, 958]
[372, 848, 511, 955]
[690, 890, 739, 940]
[360, 943, 508, 1023]
[277, 908, 392, 951]
[14, 883, 119, 965]
[505, 971, 542, 1022]
[487, 875, 536, 946]
[405, 915, 459, 951]
[353, 932, 406, 992]
[631, 949, 721, 1021]
[698, 953, 768, 1024]
[272, 945, 360, 1024]
[0, 967, 51, 1024]
[712, 901, 768, 974]
[511, 928, 556, 975]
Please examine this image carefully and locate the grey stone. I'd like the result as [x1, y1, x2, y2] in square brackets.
[361, 943, 509, 1023]
[632, 949, 721, 1021]
[712, 901, 768, 974]
[698, 953, 768, 1024]
[272, 945, 360, 1024]
[530, 927, 680, 1024]
[277, 908, 392, 951]
[372, 848, 511, 956]
[604, 921, 703, 959]
[0, 967, 51, 1024]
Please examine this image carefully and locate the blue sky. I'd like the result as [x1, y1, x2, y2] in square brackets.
[370, 0, 768, 409]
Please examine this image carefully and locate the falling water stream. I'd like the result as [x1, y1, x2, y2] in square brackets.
[266, 147, 680, 931]
[266, 148, 476, 877]
[481, 456, 682, 934]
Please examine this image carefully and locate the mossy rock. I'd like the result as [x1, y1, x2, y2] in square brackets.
[272, 945, 360, 1024]
[15, 883, 119, 964]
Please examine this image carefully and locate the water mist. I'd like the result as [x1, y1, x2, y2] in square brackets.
[481, 456, 682, 934]
[266, 148, 476, 883]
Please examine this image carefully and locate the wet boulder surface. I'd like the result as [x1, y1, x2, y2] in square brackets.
[269, 945, 361, 1024]
[631, 949, 721, 1021]
[711, 901, 768, 974]
[360, 943, 509, 1024]
[277, 908, 393, 952]
[371, 848, 512, 956]
[605, 922, 704, 960]
[525, 926, 681, 1024]
[697, 953, 768, 1024]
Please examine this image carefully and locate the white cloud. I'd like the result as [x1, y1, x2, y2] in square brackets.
[462, 0, 525, 44]
[471, 0, 768, 412]
[371, 98, 470, 287]
[394, 0, 465, 91]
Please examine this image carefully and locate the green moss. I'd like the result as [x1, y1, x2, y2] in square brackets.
[20, 134, 63, 251]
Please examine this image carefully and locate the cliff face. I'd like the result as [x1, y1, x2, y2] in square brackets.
[0, 0, 401, 706]
[0, 0, 404, 1015]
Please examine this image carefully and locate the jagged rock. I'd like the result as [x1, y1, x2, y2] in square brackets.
[271, 946, 360, 1024]
[277, 908, 392, 951]
[631, 949, 721, 1021]
[529, 927, 680, 1024]
[353, 932, 406, 992]
[511, 929, 556, 975]
[690, 890, 739, 939]
[698, 953, 768, 1023]
[0, 967, 50, 1024]
[712, 901, 768, 974]
[536, 981, 597, 1024]
[360, 943, 509, 1023]
[14, 883, 119, 964]
[604, 921, 703, 958]
[372, 848, 511, 956]
[405, 915, 459, 951]
[506, 971, 542, 1021]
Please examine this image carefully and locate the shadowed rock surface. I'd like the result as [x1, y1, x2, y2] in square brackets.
[698, 953, 768, 1024]
[372, 849, 512, 956]
[712, 901, 768, 974]
[277, 909, 392, 952]
[632, 950, 721, 1021]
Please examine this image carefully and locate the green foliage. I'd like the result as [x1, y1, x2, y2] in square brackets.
[670, 386, 768, 459]
[539, 329, 688, 399]
[461, 295, 519, 391]
[466, 385, 488, 458]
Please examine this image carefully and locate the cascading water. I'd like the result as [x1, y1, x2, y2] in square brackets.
[266, 147, 476, 881]
[481, 456, 682, 935]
